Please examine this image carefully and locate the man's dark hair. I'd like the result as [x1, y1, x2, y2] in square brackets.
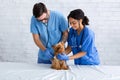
[33, 2, 47, 18]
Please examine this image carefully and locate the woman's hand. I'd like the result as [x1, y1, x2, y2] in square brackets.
[57, 53, 69, 60]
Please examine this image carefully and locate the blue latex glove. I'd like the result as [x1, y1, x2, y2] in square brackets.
[57, 53, 69, 60]
[43, 48, 54, 60]
[47, 47, 54, 54]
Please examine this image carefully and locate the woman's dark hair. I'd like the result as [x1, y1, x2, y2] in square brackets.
[67, 9, 89, 26]
[33, 2, 47, 18]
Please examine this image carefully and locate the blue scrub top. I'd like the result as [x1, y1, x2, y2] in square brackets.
[68, 26, 100, 65]
[30, 11, 68, 63]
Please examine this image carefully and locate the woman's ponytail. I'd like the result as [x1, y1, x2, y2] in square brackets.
[82, 16, 89, 25]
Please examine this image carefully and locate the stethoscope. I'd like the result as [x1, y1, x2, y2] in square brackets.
[71, 30, 84, 48]
[71, 21, 85, 48]
[37, 19, 49, 47]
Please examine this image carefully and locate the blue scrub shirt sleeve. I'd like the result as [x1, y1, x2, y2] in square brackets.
[67, 31, 72, 46]
[59, 14, 68, 32]
[81, 34, 93, 52]
[30, 16, 39, 34]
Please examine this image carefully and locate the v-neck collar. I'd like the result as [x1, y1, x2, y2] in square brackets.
[46, 10, 51, 27]
[74, 27, 84, 37]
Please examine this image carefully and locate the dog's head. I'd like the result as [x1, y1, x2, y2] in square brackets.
[53, 42, 65, 55]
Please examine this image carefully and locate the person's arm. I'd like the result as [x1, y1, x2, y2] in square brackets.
[69, 52, 86, 60]
[61, 30, 68, 43]
[65, 46, 72, 55]
[57, 50, 86, 61]
[32, 34, 54, 59]
[32, 34, 46, 51]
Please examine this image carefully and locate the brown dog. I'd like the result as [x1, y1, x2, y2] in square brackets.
[51, 42, 69, 70]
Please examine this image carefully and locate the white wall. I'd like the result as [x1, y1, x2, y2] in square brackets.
[0, 0, 120, 65]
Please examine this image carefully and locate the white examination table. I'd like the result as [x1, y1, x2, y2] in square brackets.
[0, 62, 120, 80]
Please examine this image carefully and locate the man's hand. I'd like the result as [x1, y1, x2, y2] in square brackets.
[43, 48, 54, 59]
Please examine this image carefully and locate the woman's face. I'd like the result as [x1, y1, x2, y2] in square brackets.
[69, 17, 81, 30]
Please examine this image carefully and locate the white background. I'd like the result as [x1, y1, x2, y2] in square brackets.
[0, 0, 120, 65]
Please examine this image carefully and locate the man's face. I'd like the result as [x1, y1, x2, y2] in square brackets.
[37, 13, 49, 23]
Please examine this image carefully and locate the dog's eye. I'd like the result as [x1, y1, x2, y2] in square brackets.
[59, 47, 63, 49]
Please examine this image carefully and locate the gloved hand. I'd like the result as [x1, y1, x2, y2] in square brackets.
[43, 48, 54, 60]
[47, 47, 54, 54]
[57, 53, 69, 60]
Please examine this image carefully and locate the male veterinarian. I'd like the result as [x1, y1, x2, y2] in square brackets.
[30, 2, 68, 64]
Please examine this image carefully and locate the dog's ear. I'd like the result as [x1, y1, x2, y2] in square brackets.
[52, 46, 57, 51]
[52, 42, 65, 53]
[52, 45, 60, 52]
[61, 42, 64, 46]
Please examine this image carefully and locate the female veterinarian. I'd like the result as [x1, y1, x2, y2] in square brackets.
[57, 9, 100, 65]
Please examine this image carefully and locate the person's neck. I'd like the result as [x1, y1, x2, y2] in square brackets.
[45, 10, 50, 23]
[47, 10, 50, 18]
[77, 25, 84, 35]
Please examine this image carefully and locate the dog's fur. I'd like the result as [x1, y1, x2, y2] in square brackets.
[51, 42, 68, 70]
